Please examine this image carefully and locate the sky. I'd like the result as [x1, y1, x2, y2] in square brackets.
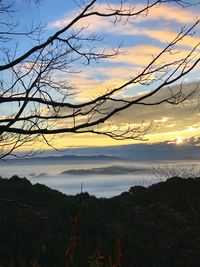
[1, 0, 200, 152]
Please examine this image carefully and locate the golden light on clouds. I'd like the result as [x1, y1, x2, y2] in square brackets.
[48, 123, 200, 149]
[15, 2, 199, 151]
[49, 0, 200, 104]
[49, 2, 198, 29]
[29, 83, 200, 150]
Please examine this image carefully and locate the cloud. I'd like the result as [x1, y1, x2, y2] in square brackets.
[168, 136, 200, 145]
[53, 64, 141, 101]
[133, 3, 198, 24]
[106, 44, 198, 67]
[127, 27, 200, 49]
[51, 40, 199, 103]
[49, 2, 198, 29]
[184, 136, 200, 145]
[50, 81, 200, 147]
[91, 81, 200, 142]
[108, 45, 162, 65]
[49, 2, 200, 49]
[45, 3, 200, 147]
[114, 82, 200, 122]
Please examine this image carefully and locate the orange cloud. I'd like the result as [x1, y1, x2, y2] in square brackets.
[49, 2, 200, 51]
[107, 44, 199, 68]
[134, 3, 198, 24]
[49, 2, 198, 29]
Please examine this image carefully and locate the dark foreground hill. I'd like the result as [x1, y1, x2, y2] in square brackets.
[1, 176, 200, 267]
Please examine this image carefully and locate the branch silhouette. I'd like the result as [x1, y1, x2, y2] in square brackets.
[0, 0, 200, 158]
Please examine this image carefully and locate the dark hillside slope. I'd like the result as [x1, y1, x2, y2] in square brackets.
[1, 176, 200, 266]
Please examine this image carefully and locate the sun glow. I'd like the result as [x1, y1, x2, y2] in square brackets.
[176, 137, 185, 145]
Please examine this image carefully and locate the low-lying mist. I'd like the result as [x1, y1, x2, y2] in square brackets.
[1, 158, 200, 197]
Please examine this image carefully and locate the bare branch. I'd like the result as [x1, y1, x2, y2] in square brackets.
[0, 0, 200, 158]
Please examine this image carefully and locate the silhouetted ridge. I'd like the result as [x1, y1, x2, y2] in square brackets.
[1, 176, 200, 266]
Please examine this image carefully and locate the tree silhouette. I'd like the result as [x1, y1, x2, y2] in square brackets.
[0, 0, 200, 158]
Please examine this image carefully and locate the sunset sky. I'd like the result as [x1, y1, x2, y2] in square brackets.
[2, 0, 200, 150]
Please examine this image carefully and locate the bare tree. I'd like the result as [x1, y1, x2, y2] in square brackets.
[0, 0, 200, 158]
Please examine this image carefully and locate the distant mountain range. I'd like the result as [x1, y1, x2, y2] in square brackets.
[3, 141, 200, 163]
[51, 142, 200, 161]
[3, 154, 127, 164]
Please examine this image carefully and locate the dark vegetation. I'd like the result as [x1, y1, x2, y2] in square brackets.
[1, 176, 200, 266]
